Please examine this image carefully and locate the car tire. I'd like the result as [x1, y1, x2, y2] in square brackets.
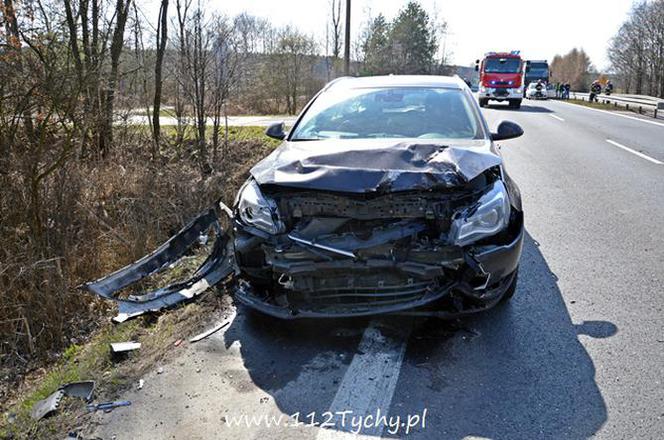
[479, 98, 488, 108]
[509, 99, 522, 109]
[500, 269, 519, 302]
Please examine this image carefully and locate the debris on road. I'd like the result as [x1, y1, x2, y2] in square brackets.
[137, 379, 144, 390]
[86, 400, 132, 413]
[60, 381, 96, 401]
[31, 390, 63, 420]
[110, 341, 141, 353]
[174, 339, 183, 347]
[31, 381, 95, 420]
[189, 321, 229, 343]
[157, 367, 164, 374]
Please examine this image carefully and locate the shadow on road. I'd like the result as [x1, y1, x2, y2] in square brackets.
[223, 230, 615, 439]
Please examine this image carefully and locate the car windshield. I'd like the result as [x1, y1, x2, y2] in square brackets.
[527, 63, 549, 77]
[484, 58, 521, 73]
[290, 87, 483, 141]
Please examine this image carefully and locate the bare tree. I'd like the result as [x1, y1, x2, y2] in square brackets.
[62, 0, 132, 157]
[101, 0, 132, 156]
[324, 0, 343, 80]
[330, 0, 343, 59]
[3, 0, 20, 46]
[175, 0, 212, 172]
[609, 1, 664, 97]
[152, 0, 169, 154]
[209, 15, 242, 161]
[550, 48, 593, 91]
[268, 26, 318, 115]
[1, 0, 86, 248]
[344, 0, 350, 75]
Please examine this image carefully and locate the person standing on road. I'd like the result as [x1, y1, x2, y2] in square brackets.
[590, 80, 602, 102]
[605, 80, 614, 95]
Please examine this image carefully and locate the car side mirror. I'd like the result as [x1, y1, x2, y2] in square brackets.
[265, 122, 286, 140]
[491, 120, 523, 141]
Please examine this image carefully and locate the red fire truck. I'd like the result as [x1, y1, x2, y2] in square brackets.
[475, 51, 524, 109]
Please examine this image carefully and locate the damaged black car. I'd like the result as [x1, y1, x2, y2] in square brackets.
[85, 75, 524, 321]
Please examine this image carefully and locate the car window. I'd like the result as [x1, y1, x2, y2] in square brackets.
[527, 63, 549, 77]
[290, 87, 483, 141]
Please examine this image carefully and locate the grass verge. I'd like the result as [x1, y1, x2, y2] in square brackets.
[565, 98, 620, 111]
[565, 98, 661, 120]
[1, 292, 232, 439]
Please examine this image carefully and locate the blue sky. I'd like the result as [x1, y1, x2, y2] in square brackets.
[142, 0, 636, 70]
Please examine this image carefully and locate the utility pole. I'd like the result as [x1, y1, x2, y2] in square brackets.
[344, 0, 351, 75]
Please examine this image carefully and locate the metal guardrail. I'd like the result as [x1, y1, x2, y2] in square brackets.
[570, 92, 663, 119]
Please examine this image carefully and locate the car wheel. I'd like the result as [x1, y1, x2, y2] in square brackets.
[500, 269, 519, 302]
[509, 99, 522, 109]
[479, 99, 488, 108]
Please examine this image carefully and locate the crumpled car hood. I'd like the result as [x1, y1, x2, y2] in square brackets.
[250, 139, 502, 193]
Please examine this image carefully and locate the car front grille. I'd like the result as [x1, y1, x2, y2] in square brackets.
[287, 278, 443, 312]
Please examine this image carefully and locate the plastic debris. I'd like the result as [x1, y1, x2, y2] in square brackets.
[87, 400, 132, 413]
[31, 381, 95, 420]
[110, 341, 141, 353]
[189, 321, 229, 343]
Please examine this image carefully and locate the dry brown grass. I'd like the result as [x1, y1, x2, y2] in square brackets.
[0, 126, 278, 405]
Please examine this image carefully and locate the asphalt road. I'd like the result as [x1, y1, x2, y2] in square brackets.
[91, 100, 664, 440]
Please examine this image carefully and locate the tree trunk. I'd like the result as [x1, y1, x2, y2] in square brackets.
[101, 0, 132, 157]
[152, 0, 169, 156]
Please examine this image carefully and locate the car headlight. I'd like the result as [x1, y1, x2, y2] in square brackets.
[515, 87, 523, 94]
[236, 179, 284, 234]
[449, 180, 511, 247]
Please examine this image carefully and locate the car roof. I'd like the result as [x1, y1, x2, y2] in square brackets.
[325, 75, 466, 91]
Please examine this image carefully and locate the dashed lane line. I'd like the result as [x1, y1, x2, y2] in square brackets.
[606, 139, 663, 165]
[316, 319, 412, 439]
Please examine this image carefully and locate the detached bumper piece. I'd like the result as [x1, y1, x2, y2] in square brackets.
[84, 208, 234, 322]
[31, 381, 95, 420]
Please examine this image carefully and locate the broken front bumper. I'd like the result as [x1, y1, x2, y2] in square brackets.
[233, 212, 524, 319]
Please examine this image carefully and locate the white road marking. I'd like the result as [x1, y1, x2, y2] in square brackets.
[606, 139, 663, 165]
[316, 320, 411, 439]
[549, 114, 565, 122]
[556, 99, 664, 128]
